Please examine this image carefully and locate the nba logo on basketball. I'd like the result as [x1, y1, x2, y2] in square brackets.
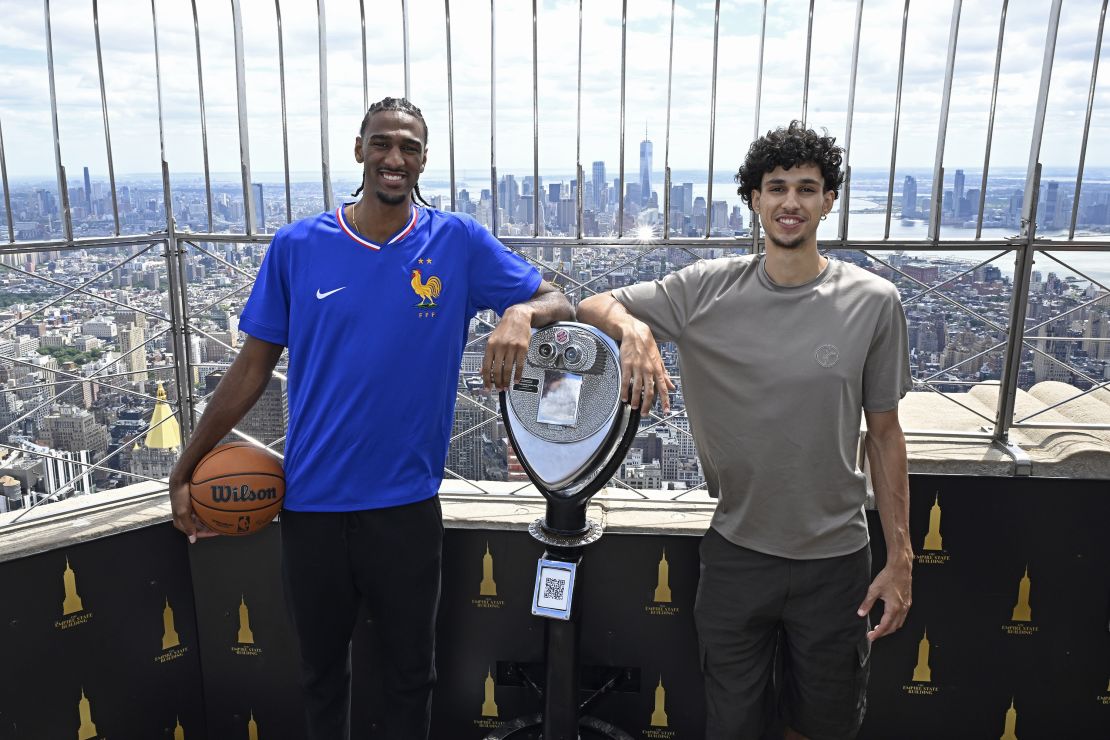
[237, 515, 251, 533]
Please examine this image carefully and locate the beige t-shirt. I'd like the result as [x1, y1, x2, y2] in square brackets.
[613, 254, 912, 559]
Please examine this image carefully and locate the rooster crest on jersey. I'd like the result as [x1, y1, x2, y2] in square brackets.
[411, 268, 442, 308]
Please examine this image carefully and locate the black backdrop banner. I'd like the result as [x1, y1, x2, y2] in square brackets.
[0, 475, 1107, 738]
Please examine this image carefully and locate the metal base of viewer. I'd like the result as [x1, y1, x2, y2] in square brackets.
[528, 518, 603, 548]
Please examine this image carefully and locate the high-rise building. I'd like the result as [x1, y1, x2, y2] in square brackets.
[1041, 181, 1060, 230]
[252, 183, 264, 232]
[711, 201, 729, 232]
[902, 175, 917, 218]
[1032, 320, 1074, 383]
[207, 371, 288, 452]
[498, 175, 519, 222]
[954, 169, 965, 207]
[119, 323, 149, 382]
[682, 183, 693, 216]
[592, 161, 606, 212]
[83, 167, 92, 211]
[965, 189, 980, 221]
[639, 131, 653, 207]
[1085, 311, 1110, 361]
[40, 405, 109, 465]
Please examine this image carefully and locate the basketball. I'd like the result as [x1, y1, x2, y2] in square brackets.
[188, 441, 285, 536]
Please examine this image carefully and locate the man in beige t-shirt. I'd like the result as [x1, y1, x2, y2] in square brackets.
[578, 121, 913, 740]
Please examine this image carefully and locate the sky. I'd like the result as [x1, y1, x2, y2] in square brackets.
[1, 0, 1109, 186]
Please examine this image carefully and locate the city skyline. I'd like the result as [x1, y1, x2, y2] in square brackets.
[2, 0, 1109, 513]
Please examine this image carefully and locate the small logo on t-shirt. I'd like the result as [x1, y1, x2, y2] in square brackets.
[815, 344, 840, 368]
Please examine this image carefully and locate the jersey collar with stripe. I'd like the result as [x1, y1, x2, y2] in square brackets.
[336, 204, 420, 250]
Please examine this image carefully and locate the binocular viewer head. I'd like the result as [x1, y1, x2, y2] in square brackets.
[499, 322, 640, 538]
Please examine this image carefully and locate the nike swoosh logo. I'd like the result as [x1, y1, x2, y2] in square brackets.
[316, 287, 347, 299]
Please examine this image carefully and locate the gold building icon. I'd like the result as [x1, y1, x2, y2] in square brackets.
[480, 543, 497, 597]
[1000, 698, 1018, 740]
[650, 675, 668, 727]
[653, 549, 672, 603]
[912, 629, 932, 682]
[62, 557, 84, 615]
[1011, 567, 1032, 622]
[237, 596, 255, 644]
[77, 688, 97, 740]
[162, 598, 180, 650]
[247, 711, 259, 740]
[923, 494, 943, 551]
[481, 667, 499, 717]
[174, 716, 185, 740]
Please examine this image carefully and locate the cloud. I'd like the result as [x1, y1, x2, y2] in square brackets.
[1, 0, 1108, 184]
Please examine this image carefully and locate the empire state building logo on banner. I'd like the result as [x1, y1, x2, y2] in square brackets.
[472, 543, 504, 609]
[643, 675, 675, 739]
[916, 494, 949, 565]
[232, 596, 263, 656]
[1003, 566, 1038, 636]
[156, 597, 189, 664]
[472, 667, 504, 731]
[56, 556, 93, 630]
[902, 629, 939, 696]
[645, 549, 678, 616]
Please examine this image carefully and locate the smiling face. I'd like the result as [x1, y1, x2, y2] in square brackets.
[354, 109, 427, 206]
[751, 163, 835, 251]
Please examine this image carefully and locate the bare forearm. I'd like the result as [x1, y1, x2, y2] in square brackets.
[866, 427, 912, 563]
[503, 285, 573, 328]
[577, 292, 639, 340]
[171, 338, 283, 481]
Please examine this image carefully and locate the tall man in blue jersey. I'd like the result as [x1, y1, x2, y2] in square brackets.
[169, 97, 572, 739]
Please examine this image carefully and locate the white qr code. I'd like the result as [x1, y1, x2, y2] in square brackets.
[543, 577, 566, 602]
[534, 562, 574, 616]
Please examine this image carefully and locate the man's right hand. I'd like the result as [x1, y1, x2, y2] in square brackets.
[164, 336, 285, 543]
[169, 466, 218, 544]
[618, 318, 676, 415]
[577, 292, 675, 415]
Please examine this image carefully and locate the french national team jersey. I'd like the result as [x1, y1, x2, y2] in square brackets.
[238, 205, 541, 511]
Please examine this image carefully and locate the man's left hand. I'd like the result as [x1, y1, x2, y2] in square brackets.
[857, 558, 912, 641]
[482, 305, 532, 390]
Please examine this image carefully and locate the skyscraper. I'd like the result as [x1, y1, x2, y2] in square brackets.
[639, 130, 653, 207]
[592, 161, 606, 212]
[954, 169, 965, 216]
[1042, 181, 1060, 230]
[119, 323, 149, 382]
[902, 175, 917, 219]
[498, 175, 519, 221]
[252, 183, 264, 232]
[207, 371, 288, 452]
[82, 167, 92, 211]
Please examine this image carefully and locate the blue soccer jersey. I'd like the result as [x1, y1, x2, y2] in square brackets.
[238, 205, 541, 511]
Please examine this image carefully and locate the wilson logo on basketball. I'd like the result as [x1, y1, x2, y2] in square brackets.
[209, 484, 280, 503]
[189, 442, 285, 536]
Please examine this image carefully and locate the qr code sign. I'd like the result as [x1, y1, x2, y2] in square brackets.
[544, 577, 566, 602]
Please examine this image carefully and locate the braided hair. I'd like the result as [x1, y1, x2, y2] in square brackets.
[352, 96, 434, 208]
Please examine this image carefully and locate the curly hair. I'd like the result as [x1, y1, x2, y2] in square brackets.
[735, 121, 844, 208]
[353, 96, 432, 207]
